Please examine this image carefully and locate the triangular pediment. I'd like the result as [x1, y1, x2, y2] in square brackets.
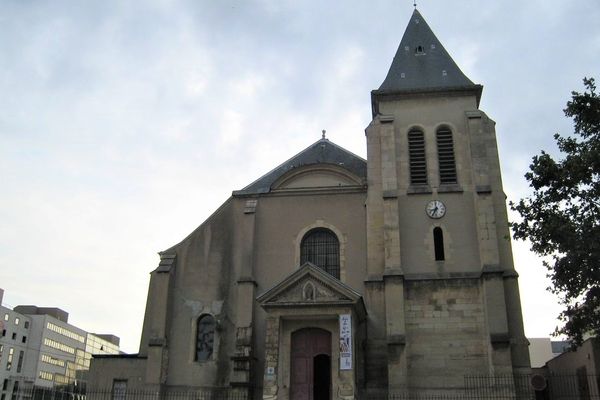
[257, 263, 364, 312]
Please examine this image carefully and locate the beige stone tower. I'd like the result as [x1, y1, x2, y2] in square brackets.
[364, 8, 530, 393]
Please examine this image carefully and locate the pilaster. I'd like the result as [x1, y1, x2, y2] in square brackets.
[231, 200, 259, 390]
[384, 273, 407, 391]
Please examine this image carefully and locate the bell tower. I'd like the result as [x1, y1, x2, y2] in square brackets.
[364, 9, 530, 394]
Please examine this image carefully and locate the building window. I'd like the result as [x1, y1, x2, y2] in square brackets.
[21, 336, 26, 344]
[408, 129, 427, 185]
[23, 321, 29, 329]
[434, 227, 445, 261]
[41, 354, 66, 367]
[2, 379, 7, 390]
[43, 338, 75, 354]
[16, 352, 23, 373]
[112, 380, 127, 400]
[1, 330, 5, 337]
[3, 314, 7, 321]
[39, 371, 53, 381]
[436, 128, 457, 184]
[195, 315, 216, 362]
[11, 333, 15, 340]
[10, 382, 18, 400]
[300, 228, 340, 279]
[46, 322, 85, 343]
[6, 348, 13, 371]
[13, 318, 18, 326]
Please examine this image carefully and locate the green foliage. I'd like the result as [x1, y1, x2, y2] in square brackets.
[510, 78, 600, 346]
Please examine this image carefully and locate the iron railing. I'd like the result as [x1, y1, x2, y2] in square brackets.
[12, 374, 600, 400]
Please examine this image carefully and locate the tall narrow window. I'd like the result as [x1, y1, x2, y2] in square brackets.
[6, 348, 14, 371]
[300, 228, 340, 279]
[436, 128, 457, 184]
[196, 315, 216, 361]
[408, 129, 427, 185]
[16, 351, 24, 373]
[434, 227, 445, 261]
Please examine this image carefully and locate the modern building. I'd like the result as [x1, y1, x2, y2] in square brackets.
[529, 338, 570, 368]
[0, 290, 120, 397]
[89, 8, 531, 399]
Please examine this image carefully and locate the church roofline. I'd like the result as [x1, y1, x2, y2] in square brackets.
[233, 138, 366, 196]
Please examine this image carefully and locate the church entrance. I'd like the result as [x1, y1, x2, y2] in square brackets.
[290, 328, 331, 400]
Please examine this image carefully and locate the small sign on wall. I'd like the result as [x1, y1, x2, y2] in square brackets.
[339, 314, 352, 370]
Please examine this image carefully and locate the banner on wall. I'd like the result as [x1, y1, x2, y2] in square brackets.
[339, 314, 352, 370]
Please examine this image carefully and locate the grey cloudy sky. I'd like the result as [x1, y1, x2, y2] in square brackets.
[1, 1, 599, 353]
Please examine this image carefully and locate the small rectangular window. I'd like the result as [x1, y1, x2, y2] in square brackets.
[2, 378, 8, 390]
[1, 330, 5, 337]
[14, 318, 19, 326]
[21, 336, 26, 344]
[3, 314, 8, 321]
[23, 321, 29, 329]
[11, 333, 16, 340]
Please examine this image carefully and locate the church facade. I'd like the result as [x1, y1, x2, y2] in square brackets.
[89, 9, 531, 399]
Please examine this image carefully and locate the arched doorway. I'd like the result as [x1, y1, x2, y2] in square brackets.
[290, 328, 331, 400]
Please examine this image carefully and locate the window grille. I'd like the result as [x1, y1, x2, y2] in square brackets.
[408, 130, 427, 185]
[436, 128, 457, 184]
[300, 229, 340, 279]
[196, 315, 215, 361]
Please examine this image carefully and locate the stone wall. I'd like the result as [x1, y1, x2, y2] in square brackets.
[404, 279, 488, 390]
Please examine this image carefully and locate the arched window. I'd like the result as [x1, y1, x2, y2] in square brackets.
[436, 128, 457, 184]
[433, 227, 445, 261]
[300, 228, 340, 279]
[408, 129, 427, 185]
[196, 314, 216, 361]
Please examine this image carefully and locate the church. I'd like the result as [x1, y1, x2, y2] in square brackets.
[89, 9, 531, 399]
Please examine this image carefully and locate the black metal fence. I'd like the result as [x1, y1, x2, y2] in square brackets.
[14, 388, 251, 400]
[12, 374, 600, 400]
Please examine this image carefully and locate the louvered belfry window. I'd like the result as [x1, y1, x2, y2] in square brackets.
[300, 228, 340, 279]
[408, 129, 427, 185]
[436, 128, 457, 184]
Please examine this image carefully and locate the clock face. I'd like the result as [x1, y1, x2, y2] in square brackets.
[426, 200, 446, 219]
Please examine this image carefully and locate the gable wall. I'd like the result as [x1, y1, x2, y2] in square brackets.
[251, 191, 367, 389]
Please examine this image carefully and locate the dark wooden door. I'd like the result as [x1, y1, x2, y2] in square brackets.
[290, 328, 331, 400]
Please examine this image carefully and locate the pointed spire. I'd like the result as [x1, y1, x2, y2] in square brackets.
[376, 9, 478, 94]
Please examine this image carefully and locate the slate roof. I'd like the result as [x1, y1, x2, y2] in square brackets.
[372, 9, 482, 113]
[233, 138, 367, 196]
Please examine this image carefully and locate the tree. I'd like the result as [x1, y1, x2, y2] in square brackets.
[510, 77, 600, 346]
